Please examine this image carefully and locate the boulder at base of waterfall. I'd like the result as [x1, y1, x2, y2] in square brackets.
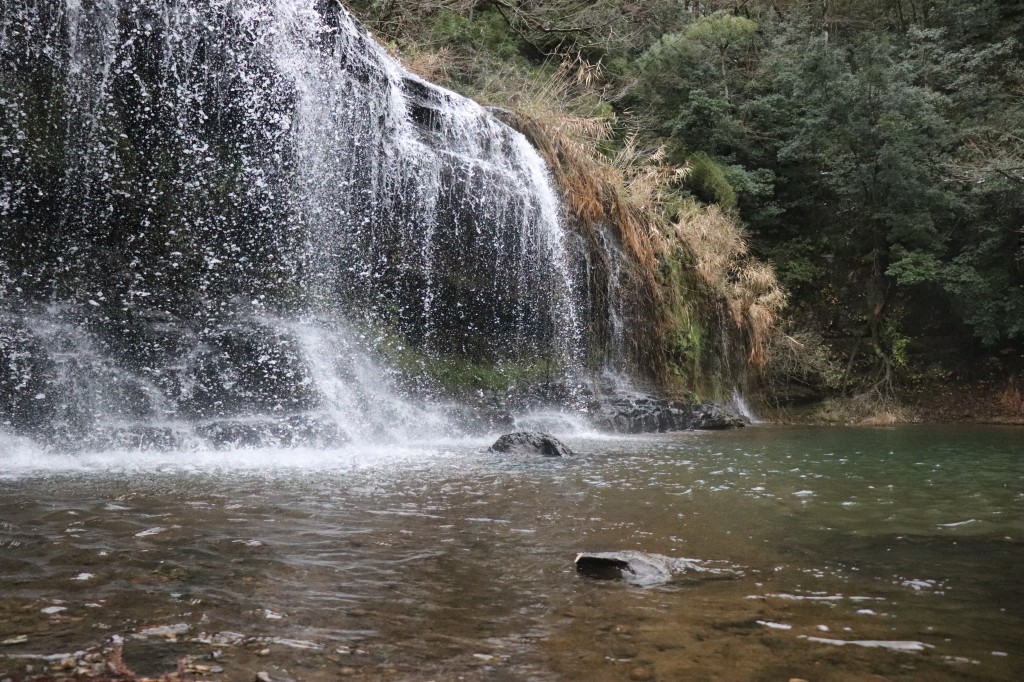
[692, 402, 746, 430]
[489, 431, 572, 457]
[589, 396, 694, 433]
[574, 550, 741, 587]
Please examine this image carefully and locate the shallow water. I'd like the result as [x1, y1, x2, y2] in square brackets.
[1, 425, 1022, 680]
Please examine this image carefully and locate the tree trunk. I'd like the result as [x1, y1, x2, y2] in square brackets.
[721, 50, 729, 101]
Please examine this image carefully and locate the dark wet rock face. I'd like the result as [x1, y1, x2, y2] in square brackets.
[185, 325, 320, 420]
[692, 402, 746, 430]
[441, 404, 516, 436]
[195, 414, 349, 450]
[590, 393, 746, 433]
[489, 431, 572, 457]
[574, 554, 631, 580]
[0, 312, 56, 435]
[590, 396, 694, 433]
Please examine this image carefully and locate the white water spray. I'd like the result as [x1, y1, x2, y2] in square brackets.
[0, 0, 588, 452]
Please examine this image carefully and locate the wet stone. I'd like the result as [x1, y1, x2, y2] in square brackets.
[575, 551, 740, 587]
[490, 431, 572, 457]
[575, 555, 631, 580]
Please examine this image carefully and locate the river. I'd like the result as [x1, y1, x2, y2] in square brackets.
[1, 425, 1021, 680]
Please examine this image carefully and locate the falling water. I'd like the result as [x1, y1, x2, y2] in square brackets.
[0, 0, 586, 449]
[595, 224, 629, 374]
[731, 387, 760, 424]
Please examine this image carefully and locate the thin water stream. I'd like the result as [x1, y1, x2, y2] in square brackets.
[1, 425, 1021, 680]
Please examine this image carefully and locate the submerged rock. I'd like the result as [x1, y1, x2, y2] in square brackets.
[574, 550, 740, 587]
[489, 431, 572, 457]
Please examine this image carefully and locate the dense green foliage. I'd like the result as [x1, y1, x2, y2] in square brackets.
[354, 0, 1023, 399]
[627, 0, 1023, 395]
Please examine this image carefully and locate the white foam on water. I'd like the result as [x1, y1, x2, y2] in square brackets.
[756, 621, 792, 630]
[751, 593, 844, 601]
[135, 624, 191, 639]
[800, 636, 933, 652]
[938, 519, 977, 528]
[0, 439, 470, 479]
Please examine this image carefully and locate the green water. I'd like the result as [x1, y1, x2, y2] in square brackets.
[0, 425, 1021, 680]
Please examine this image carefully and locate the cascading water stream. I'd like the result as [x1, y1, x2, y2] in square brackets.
[0, 0, 587, 451]
[731, 387, 761, 424]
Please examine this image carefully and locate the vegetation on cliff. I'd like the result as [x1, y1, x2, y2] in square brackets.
[351, 0, 1023, 416]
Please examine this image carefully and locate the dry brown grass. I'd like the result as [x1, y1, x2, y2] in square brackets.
[495, 58, 787, 388]
[500, 109, 679, 377]
[489, 59, 669, 287]
[812, 394, 914, 425]
[672, 202, 786, 368]
[997, 377, 1024, 416]
[400, 45, 457, 84]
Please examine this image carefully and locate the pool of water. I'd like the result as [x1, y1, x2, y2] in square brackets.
[1, 425, 1022, 680]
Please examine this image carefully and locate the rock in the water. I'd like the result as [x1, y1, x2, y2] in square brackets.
[574, 550, 739, 587]
[489, 431, 572, 457]
[574, 554, 631, 580]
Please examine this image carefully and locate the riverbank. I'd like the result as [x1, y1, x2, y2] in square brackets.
[759, 376, 1024, 427]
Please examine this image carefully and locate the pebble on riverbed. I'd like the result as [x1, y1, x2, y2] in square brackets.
[4, 636, 231, 682]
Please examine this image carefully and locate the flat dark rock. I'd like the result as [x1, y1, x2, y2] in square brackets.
[489, 431, 572, 457]
[574, 551, 740, 586]
[574, 555, 631, 580]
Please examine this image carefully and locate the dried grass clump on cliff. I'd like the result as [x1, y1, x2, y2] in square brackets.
[495, 69, 784, 391]
[671, 202, 786, 369]
[443, 56, 785, 392]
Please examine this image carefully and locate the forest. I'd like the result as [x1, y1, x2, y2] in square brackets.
[349, 0, 1024, 420]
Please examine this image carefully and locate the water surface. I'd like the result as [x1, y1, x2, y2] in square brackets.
[1, 425, 1021, 680]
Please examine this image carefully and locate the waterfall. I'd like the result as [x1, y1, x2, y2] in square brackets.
[0, 0, 585, 450]
[731, 387, 760, 424]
